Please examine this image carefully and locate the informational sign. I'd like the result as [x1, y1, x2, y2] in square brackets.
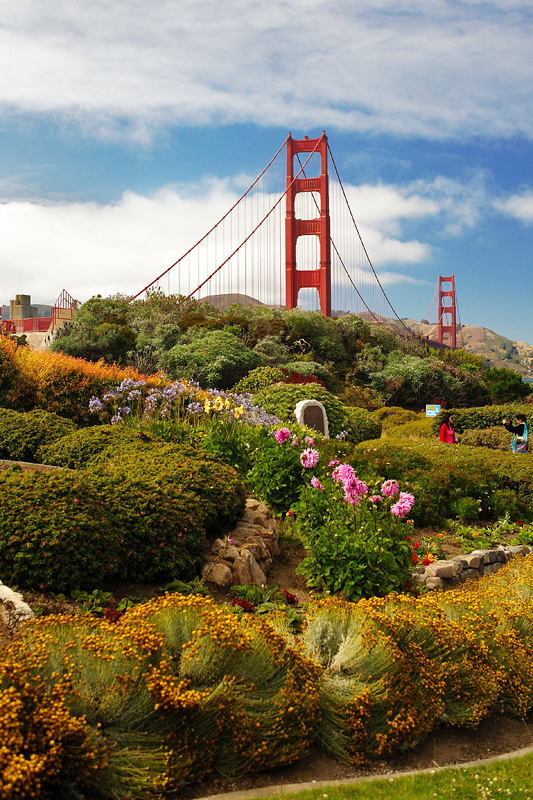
[425, 404, 441, 417]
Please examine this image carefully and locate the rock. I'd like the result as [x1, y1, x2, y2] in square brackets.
[425, 577, 444, 590]
[0, 581, 34, 628]
[461, 553, 482, 569]
[232, 555, 253, 585]
[460, 568, 479, 583]
[425, 561, 457, 580]
[246, 553, 267, 587]
[246, 498, 261, 511]
[201, 562, 233, 587]
[255, 503, 272, 520]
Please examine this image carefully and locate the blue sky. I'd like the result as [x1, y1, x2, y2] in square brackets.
[1, 0, 532, 343]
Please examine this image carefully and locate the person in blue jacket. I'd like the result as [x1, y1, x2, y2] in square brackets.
[502, 413, 529, 453]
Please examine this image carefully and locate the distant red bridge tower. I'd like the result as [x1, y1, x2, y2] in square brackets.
[437, 275, 457, 349]
[285, 132, 331, 317]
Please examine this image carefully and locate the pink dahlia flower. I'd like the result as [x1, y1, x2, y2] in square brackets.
[300, 448, 319, 469]
[274, 427, 291, 444]
[381, 479, 399, 497]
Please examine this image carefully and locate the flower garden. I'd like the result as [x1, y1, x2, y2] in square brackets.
[1, 324, 533, 799]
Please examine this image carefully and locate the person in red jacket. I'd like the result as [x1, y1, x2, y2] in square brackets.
[439, 412, 457, 444]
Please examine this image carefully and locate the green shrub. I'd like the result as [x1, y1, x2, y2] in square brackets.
[483, 367, 532, 404]
[351, 438, 533, 526]
[255, 383, 380, 443]
[232, 365, 285, 394]
[38, 425, 170, 469]
[345, 407, 382, 443]
[385, 417, 435, 440]
[0, 469, 122, 590]
[40, 427, 246, 533]
[459, 426, 514, 451]
[0, 408, 77, 462]
[1, 434, 245, 590]
[159, 329, 262, 388]
[372, 406, 419, 428]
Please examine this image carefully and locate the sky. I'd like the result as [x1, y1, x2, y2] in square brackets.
[1, 0, 532, 343]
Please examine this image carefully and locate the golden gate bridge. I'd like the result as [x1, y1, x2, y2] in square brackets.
[131, 131, 459, 348]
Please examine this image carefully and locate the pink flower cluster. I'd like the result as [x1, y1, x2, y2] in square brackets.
[381, 479, 399, 497]
[332, 463, 368, 505]
[390, 492, 415, 518]
[300, 448, 320, 469]
[274, 427, 291, 444]
[311, 476, 324, 490]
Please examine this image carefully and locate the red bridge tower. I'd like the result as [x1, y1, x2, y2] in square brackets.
[285, 132, 331, 316]
[437, 275, 457, 349]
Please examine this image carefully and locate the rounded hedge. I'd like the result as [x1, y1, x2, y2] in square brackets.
[1, 429, 246, 591]
[232, 365, 285, 394]
[0, 408, 77, 462]
[38, 426, 246, 534]
[254, 383, 380, 443]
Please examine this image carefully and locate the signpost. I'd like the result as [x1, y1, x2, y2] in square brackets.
[425, 404, 441, 418]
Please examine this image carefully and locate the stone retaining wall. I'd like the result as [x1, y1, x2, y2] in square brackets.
[202, 498, 280, 589]
[413, 545, 533, 591]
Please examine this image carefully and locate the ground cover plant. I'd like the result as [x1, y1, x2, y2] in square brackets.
[0, 408, 77, 462]
[0, 435, 245, 591]
[5, 556, 533, 797]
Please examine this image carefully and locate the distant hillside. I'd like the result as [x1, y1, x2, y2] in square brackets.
[405, 319, 533, 377]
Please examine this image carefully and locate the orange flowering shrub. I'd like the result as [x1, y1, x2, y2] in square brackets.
[1, 594, 321, 797]
[1, 342, 165, 424]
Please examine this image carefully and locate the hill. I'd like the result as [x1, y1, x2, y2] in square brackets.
[404, 319, 533, 377]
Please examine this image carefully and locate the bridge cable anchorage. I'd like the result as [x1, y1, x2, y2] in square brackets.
[185, 138, 323, 301]
[128, 135, 291, 301]
[327, 145, 410, 332]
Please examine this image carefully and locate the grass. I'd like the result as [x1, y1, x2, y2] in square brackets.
[248, 750, 533, 799]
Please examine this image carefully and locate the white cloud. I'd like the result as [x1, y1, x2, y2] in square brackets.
[0, 169, 522, 308]
[495, 191, 533, 223]
[0, 0, 532, 140]
[0, 175, 442, 304]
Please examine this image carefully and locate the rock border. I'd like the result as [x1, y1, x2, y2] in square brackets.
[413, 545, 533, 591]
[202, 498, 280, 589]
[0, 580, 35, 630]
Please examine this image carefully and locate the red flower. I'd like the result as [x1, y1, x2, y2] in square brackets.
[284, 589, 298, 606]
[232, 598, 254, 613]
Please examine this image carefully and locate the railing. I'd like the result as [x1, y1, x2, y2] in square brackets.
[6, 317, 53, 333]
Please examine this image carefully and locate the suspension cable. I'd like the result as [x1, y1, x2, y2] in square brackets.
[327, 145, 410, 333]
[129, 135, 291, 301]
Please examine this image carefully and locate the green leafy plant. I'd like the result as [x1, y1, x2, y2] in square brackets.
[255, 382, 380, 443]
[248, 426, 311, 515]
[0, 408, 77, 462]
[294, 466, 416, 600]
[71, 588, 112, 614]
[159, 576, 213, 596]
